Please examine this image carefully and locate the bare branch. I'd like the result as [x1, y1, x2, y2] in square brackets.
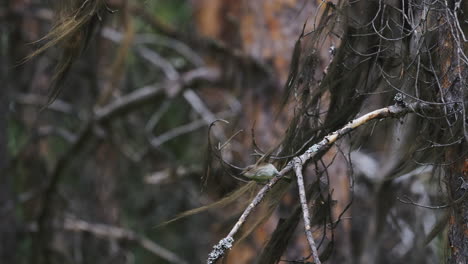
[149, 110, 232, 148]
[293, 158, 321, 264]
[94, 67, 220, 122]
[34, 67, 221, 259]
[206, 102, 428, 263]
[14, 93, 75, 114]
[63, 217, 189, 264]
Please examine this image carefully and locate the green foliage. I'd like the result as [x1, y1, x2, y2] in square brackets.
[146, 0, 191, 25]
[7, 119, 27, 155]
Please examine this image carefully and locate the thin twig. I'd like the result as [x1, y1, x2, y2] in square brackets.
[102, 27, 205, 67]
[149, 110, 232, 148]
[183, 89, 226, 141]
[14, 93, 75, 114]
[397, 196, 450, 209]
[183, 90, 217, 124]
[293, 158, 321, 264]
[136, 45, 179, 80]
[94, 67, 220, 122]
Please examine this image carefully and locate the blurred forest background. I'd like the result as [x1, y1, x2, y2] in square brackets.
[1, 0, 467, 264]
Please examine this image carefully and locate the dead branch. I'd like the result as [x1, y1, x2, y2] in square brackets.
[94, 67, 220, 122]
[293, 157, 321, 264]
[62, 217, 189, 264]
[207, 101, 428, 263]
[33, 67, 220, 260]
[14, 93, 75, 114]
[149, 110, 232, 148]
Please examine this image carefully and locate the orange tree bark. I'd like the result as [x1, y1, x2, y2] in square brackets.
[435, 2, 468, 262]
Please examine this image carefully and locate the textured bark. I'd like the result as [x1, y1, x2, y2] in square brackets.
[437, 3, 468, 262]
[447, 153, 468, 263]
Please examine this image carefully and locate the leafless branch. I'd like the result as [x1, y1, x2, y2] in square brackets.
[37, 126, 77, 143]
[14, 93, 75, 114]
[94, 67, 220, 122]
[135, 34, 205, 66]
[183, 89, 217, 125]
[62, 217, 189, 264]
[149, 110, 232, 148]
[102, 27, 205, 67]
[135, 45, 179, 80]
[207, 102, 429, 263]
[397, 195, 450, 210]
[293, 157, 321, 264]
[34, 67, 221, 258]
[183, 89, 226, 140]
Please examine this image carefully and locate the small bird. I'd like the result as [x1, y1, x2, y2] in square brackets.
[242, 162, 279, 182]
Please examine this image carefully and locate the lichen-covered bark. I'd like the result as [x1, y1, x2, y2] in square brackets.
[447, 156, 468, 263]
[436, 3, 468, 261]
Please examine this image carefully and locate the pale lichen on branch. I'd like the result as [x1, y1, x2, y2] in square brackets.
[206, 102, 428, 263]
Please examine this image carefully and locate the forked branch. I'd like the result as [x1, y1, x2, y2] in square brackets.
[206, 102, 428, 264]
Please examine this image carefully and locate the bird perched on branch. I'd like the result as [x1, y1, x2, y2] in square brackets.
[241, 146, 280, 182]
[242, 162, 279, 182]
